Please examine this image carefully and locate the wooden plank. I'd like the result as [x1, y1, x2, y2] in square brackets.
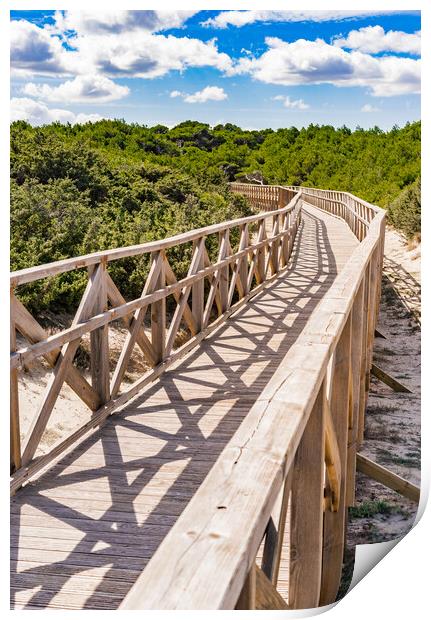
[218, 230, 230, 313]
[371, 363, 412, 393]
[191, 238, 205, 332]
[106, 272, 158, 366]
[10, 195, 302, 287]
[13, 234, 293, 369]
[90, 261, 110, 404]
[324, 398, 341, 511]
[261, 468, 292, 585]
[165, 241, 206, 355]
[10, 306, 21, 472]
[289, 379, 325, 609]
[163, 258, 198, 335]
[346, 278, 365, 506]
[356, 454, 420, 503]
[110, 252, 163, 396]
[320, 314, 352, 606]
[11, 295, 101, 411]
[235, 564, 256, 610]
[255, 565, 288, 610]
[21, 264, 105, 466]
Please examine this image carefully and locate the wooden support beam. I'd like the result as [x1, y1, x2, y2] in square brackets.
[235, 564, 256, 610]
[289, 380, 325, 609]
[110, 253, 164, 396]
[255, 565, 288, 610]
[10, 306, 21, 473]
[218, 230, 230, 313]
[356, 454, 420, 503]
[261, 469, 292, 586]
[324, 398, 341, 512]
[346, 279, 365, 506]
[89, 261, 110, 404]
[106, 272, 158, 366]
[191, 238, 205, 332]
[320, 314, 351, 606]
[11, 295, 101, 412]
[21, 264, 105, 466]
[371, 363, 412, 393]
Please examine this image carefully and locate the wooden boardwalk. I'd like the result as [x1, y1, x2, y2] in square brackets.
[11, 204, 359, 609]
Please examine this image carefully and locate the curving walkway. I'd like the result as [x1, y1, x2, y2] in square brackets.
[11, 204, 359, 609]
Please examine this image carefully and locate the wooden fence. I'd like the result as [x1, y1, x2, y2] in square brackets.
[120, 183, 386, 609]
[10, 190, 302, 493]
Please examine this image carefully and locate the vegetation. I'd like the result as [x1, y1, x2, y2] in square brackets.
[10, 119, 420, 313]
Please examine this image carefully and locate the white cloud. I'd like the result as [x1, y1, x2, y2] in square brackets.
[75, 32, 232, 78]
[334, 26, 421, 55]
[52, 10, 197, 35]
[273, 95, 309, 109]
[23, 75, 129, 103]
[361, 104, 380, 112]
[202, 10, 412, 29]
[11, 16, 233, 79]
[10, 97, 104, 125]
[184, 86, 228, 103]
[231, 37, 420, 97]
[10, 19, 65, 76]
[171, 86, 228, 103]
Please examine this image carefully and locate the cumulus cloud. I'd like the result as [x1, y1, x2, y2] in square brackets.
[361, 104, 380, 112]
[11, 19, 65, 75]
[272, 95, 309, 109]
[23, 75, 129, 103]
[52, 10, 197, 35]
[11, 16, 232, 79]
[231, 37, 420, 97]
[184, 86, 227, 103]
[10, 97, 103, 125]
[202, 10, 411, 29]
[171, 86, 228, 103]
[334, 26, 421, 55]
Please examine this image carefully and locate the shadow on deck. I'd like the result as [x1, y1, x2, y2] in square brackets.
[11, 208, 346, 609]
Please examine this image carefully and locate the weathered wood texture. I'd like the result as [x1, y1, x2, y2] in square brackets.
[11, 183, 386, 611]
[11, 192, 302, 488]
[11, 203, 359, 610]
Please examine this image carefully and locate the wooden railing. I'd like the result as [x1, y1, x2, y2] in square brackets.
[10, 189, 302, 493]
[230, 182, 296, 212]
[120, 185, 386, 610]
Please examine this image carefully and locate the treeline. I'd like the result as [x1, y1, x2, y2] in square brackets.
[10, 119, 420, 313]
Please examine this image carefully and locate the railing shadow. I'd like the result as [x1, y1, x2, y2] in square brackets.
[382, 256, 421, 324]
[11, 207, 348, 609]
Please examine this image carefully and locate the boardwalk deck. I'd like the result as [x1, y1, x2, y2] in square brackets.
[11, 204, 359, 610]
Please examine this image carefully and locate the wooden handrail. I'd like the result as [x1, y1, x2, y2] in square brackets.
[10, 182, 388, 609]
[10, 188, 302, 487]
[120, 185, 386, 609]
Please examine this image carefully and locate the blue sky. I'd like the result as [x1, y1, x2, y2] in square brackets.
[10, 10, 421, 130]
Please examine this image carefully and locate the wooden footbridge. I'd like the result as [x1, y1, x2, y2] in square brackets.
[11, 183, 386, 609]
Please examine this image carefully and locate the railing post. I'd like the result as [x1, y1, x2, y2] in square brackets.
[289, 379, 325, 608]
[191, 238, 205, 331]
[218, 230, 229, 313]
[151, 251, 166, 363]
[256, 219, 266, 284]
[346, 279, 365, 505]
[235, 564, 256, 610]
[90, 259, 110, 404]
[358, 263, 370, 444]
[239, 224, 250, 295]
[10, 291, 21, 474]
[320, 313, 352, 606]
